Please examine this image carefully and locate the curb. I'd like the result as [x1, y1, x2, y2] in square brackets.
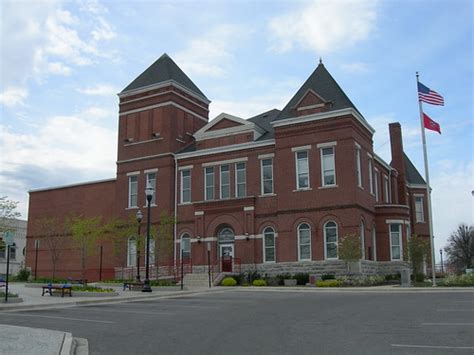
[0, 288, 225, 312]
[233, 286, 474, 293]
[60, 332, 73, 355]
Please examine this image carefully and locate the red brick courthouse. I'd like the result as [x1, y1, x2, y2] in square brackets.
[25, 54, 430, 280]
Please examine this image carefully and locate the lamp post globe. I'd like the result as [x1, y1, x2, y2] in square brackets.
[142, 185, 154, 292]
[135, 210, 143, 282]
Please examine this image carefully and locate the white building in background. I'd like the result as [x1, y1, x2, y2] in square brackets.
[0, 219, 27, 276]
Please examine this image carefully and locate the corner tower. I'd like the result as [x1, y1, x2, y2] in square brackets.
[117, 53, 210, 162]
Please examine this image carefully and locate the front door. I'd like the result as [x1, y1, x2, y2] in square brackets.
[220, 244, 234, 272]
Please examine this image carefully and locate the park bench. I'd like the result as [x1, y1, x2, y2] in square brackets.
[41, 285, 72, 297]
[123, 281, 144, 291]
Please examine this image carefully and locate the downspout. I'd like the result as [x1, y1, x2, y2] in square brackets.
[173, 153, 178, 271]
[389, 169, 393, 204]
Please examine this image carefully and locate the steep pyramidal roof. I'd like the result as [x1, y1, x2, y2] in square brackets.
[274, 62, 361, 121]
[121, 53, 208, 101]
[402, 153, 426, 185]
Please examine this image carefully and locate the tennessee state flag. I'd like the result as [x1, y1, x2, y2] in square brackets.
[423, 112, 441, 134]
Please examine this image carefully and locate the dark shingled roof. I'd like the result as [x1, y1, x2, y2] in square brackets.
[121, 53, 208, 101]
[403, 153, 426, 185]
[274, 62, 362, 121]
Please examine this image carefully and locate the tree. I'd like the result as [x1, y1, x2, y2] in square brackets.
[444, 224, 474, 273]
[35, 217, 67, 279]
[156, 211, 177, 264]
[66, 215, 104, 280]
[338, 234, 362, 273]
[0, 196, 21, 233]
[405, 234, 430, 278]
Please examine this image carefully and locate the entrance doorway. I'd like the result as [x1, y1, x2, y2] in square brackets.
[220, 244, 234, 272]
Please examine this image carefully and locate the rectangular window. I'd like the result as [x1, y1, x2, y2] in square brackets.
[204, 167, 214, 201]
[355, 147, 362, 187]
[261, 159, 274, 195]
[415, 196, 424, 222]
[146, 172, 156, 205]
[264, 229, 275, 262]
[321, 147, 336, 186]
[368, 158, 374, 194]
[235, 162, 246, 198]
[180, 170, 191, 203]
[390, 224, 402, 260]
[296, 151, 309, 189]
[128, 175, 138, 208]
[384, 175, 390, 203]
[374, 169, 380, 202]
[220, 165, 230, 199]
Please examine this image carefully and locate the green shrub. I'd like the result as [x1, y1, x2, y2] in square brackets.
[149, 279, 176, 286]
[413, 273, 425, 283]
[252, 279, 267, 287]
[275, 273, 292, 285]
[0, 291, 18, 298]
[71, 285, 114, 292]
[294, 272, 309, 285]
[221, 277, 237, 286]
[316, 280, 343, 287]
[321, 274, 336, 281]
[15, 268, 30, 281]
[246, 270, 261, 284]
[27, 277, 69, 284]
[439, 274, 474, 287]
[339, 275, 386, 287]
[264, 276, 280, 286]
[385, 273, 401, 281]
[233, 273, 246, 286]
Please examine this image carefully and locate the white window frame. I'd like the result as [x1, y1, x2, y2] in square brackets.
[204, 167, 214, 201]
[324, 221, 338, 260]
[181, 234, 191, 259]
[372, 226, 377, 261]
[389, 224, 402, 261]
[320, 146, 336, 187]
[263, 227, 276, 263]
[127, 236, 137, 267]
[297, 223, 311, 261]
[295, 150, 310, 190]
[374, 168, 380, 202]
[180, 169, 191, 204]
[414, 195, 425, 222]
[260, 158, 274, 195]
[368, 157, 374, 194]
[220, 165, 230, 199]
[383, 175, 390, 203]
[235, 162, 246, 198]
[146, 172, 157, 205]
[360, 221, 365, 260]
[128, 175, 138, 208]
[355, 146, 362, 188]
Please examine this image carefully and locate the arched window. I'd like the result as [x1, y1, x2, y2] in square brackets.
[324, 221, 338, 259]
[218, 227, 235, 244]
[10, 243, 16, 260]
[263, 227, 276, 263]
[146, 236, 155, 265]
[298, 223, 311, 261]
[360, 221, 365, 260]
[181, 233, 191, 259]
[127, 237, 137, 267]
[372, 225, 377, 261]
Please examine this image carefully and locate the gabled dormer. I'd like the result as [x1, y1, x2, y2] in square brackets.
[193, 113, 266, 150]
[292, 89, 332, 117]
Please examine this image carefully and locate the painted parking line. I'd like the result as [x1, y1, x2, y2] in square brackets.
[422, 323, 474, 326]
[0, 312, 115, 324]
[391, 344, 474, 350]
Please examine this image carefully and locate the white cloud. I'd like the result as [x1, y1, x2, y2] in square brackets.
[0, 87, 29, 107]
[268, 0, 379, 54]
[175, 24, 252, 78]
[77, 84, 119, 96]
[1, 0, 116, 93]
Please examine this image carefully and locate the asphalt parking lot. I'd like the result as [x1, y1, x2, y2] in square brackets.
[1, 289, 473, 354]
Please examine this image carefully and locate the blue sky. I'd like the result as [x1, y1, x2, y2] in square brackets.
[1, 0, 472, 256]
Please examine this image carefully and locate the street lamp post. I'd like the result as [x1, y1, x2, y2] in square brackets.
[136, 210, 143, 282]
[207, 241, 211, 288]
[142, 185, 154, 292]
[439, 248, 444, 273]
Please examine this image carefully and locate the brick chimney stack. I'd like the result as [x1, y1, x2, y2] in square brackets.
[389, 122, 408, 205]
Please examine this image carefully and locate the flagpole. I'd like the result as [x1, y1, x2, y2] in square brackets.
[416, 72, 437, 286]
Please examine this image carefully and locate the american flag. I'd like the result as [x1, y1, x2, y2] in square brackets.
[418, 82, 444, 106]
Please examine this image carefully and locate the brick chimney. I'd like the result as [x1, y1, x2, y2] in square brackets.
[389, 122, 408, 205]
